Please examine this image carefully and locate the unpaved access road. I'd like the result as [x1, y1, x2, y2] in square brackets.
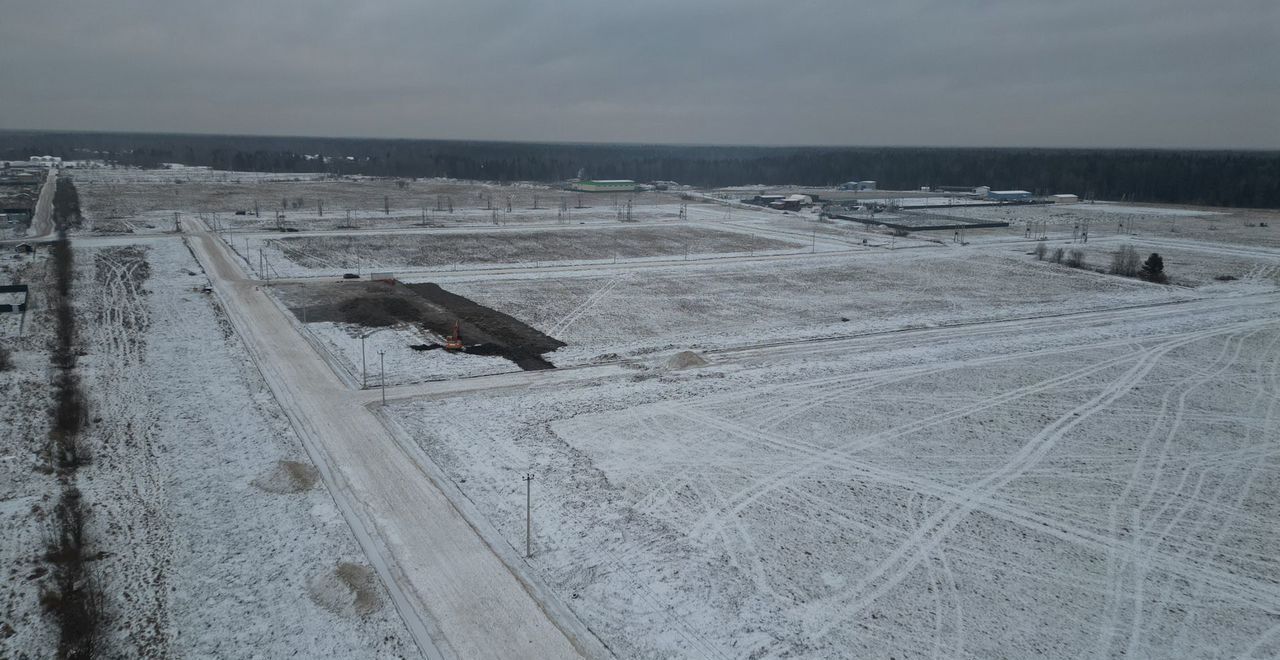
[28, 167, 56, 239]
[182, 219, 597, 659]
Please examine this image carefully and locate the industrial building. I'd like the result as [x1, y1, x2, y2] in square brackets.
[987, 190, 1032, 202]
[572, 179, 638, 193]
[1052, 194, 1079, 204]
[838, 181, 877, 191]
[742, 193, 814, 211]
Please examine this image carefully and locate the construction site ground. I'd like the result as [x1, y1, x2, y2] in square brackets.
[4, 167, 1279, 659]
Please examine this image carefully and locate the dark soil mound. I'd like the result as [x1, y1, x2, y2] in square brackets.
[337, 296, 418, 327]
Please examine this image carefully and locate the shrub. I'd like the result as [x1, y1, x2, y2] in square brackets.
[0, 345, 10, 371]
[1051, 247, 1065, 264]
[1066, 249, 1086, 268]
[1110, 245, 1140, 276]
[1033, 242, 1047, 260]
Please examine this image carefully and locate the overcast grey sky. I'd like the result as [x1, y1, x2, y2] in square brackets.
[1, 0, 1276, 148]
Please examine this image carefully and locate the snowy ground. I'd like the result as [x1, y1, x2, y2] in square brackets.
[73, 166, 685, 234]
[23, 167, 1279, 658]
[250, 223, 805, 279]
[67, 238, 416, 657]
[931, 202, 1280, 248]
[0, 231, 418, 657]
[0, 252, 58, 656]
[366, 196, 1280, 658]
[428, 249, 1198, 367]
[387, 292, 1280, 659]
[305, 321, 513, 387]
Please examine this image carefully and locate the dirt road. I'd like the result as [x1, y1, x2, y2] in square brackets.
[27, 167, 57, 239]
[182, 219, 595, 659]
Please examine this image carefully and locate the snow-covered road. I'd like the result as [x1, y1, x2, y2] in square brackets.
[182, 219, 599, 659]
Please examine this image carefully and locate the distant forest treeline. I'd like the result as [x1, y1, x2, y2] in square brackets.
[3, 130, 1278, 208]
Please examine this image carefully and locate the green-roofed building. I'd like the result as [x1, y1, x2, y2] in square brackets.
[572, 179, 638, 192]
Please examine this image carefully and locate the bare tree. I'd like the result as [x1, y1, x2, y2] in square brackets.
[1110, 245, 1140, 276]
[1033, 242, 1047, 260]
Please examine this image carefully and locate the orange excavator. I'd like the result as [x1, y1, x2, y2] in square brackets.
[444, 321, 465, 352]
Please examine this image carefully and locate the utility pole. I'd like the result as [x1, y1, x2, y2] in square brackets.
[379, 350, 386, 405]
[361, 333, 367, 388]
[522, 473, 534, 557]
[384, 195, 390, 215]
[811, 230, 816, 254]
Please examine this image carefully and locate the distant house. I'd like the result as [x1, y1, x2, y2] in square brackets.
[1052, 194, 1079, 204]
[572, 179, 638, 193]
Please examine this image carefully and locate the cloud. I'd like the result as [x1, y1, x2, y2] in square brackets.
[1, 0, 1276, 147]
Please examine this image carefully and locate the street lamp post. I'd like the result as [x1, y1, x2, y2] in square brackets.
[379, 350, 386, 405]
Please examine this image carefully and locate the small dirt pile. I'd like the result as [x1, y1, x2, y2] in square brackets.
[666, 351, 707, 369]
[251, 460, 319, 494]
[306, 563, 383, 618]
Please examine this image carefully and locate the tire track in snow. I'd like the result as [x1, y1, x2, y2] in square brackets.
[1095, 326, 1251, 656]
[546, 273, 627, 338]
[804, 322, 1276, 640]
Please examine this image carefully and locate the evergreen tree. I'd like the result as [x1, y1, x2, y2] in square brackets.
[1140, 253, 1167, 283]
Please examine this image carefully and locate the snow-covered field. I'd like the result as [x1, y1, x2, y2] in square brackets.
[68, 238, 416, 657]
[252, 224, 804, 278]
[430, 250, 1197, 366]
[0, 231, 418, 657]
[932, 202, 1280, 248]
[73, 166, 687, 233]
[368, 197, 1280, 657]
[11, 166, 1277, 658]
[0, 253, 58, 655]
[388, 292, 1280, 658]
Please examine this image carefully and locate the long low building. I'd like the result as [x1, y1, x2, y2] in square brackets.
[988, 190, 1032, 202]
[572, 179, 637, 192]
